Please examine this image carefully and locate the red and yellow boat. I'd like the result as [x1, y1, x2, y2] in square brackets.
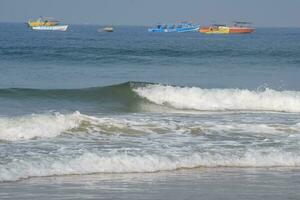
[200, 22, 255, 34]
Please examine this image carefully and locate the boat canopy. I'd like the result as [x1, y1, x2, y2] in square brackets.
[35, 17, 59, 22]
[234, 21, 252, 24]
[233, 21, 253, 27]
[212, 24, 227, 27]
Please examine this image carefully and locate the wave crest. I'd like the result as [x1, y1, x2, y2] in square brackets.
[2, 82, 300, 113]
[0, 112, 83, 141]
[134, 85, 300, 112]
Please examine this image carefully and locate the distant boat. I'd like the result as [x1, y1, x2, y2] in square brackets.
[148, 22, 199, 33]
[200, 22, 255, 34]
[27, 17, 68, 31]
[103, 27, 114, 32]
[97, 26, 114, 32]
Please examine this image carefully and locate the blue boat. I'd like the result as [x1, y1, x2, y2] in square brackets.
[148, 22, 199, 33]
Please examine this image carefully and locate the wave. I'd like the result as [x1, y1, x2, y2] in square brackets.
[0, 112, 82, 141]
[1, 111, 300, 141]
[0, 82, 144, 113]
[133, 84, 300, 112]
[1, 110, 300, 181]
[1, 150, 300, 182]
[1, 82, 300, 113]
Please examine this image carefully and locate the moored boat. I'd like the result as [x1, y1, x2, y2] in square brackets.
[200, 22, 254, 34]
[27, 17, 68, 31]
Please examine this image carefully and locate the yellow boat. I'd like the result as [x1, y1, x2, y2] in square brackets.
[27, 17, 59, 27]
[199, 24, 230, 34]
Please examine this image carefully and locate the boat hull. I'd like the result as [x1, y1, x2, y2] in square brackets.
[103, 27, 114, 32]
[148, 27, 199, 33]
[200, 26, 254, 34]
[229, 27, 255, 34]
[199, 26, 230, 34]
[177, 27, 199, 33]
[31, 25, 68, 31]
[148, 28, 176, 33]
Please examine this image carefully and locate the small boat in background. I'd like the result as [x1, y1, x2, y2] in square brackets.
[97, 26, 114, 32]
[27, 17, 68, 31]
[200, 22, 255, 34]
[103, 27, 114, 32]
[148, 22, 199, 33]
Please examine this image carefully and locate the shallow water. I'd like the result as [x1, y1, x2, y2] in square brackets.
[1, 168, 300, 200]
[0, 23, 300, 199]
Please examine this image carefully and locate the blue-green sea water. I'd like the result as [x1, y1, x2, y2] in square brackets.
[0, 23, 300, 199]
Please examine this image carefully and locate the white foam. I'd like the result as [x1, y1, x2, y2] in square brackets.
[134, 85, 300, 112]
[0, 112, 83, 141]
[1, 111, 299, 141]
[0, 112, 176, 141]
[1, 150, 300, 182]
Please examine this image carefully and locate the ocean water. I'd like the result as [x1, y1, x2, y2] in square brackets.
[0, 23, 300, 199]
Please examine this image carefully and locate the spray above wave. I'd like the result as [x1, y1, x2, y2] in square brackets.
[134, 84, 300, 112]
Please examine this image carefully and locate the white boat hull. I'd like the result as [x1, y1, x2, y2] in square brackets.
[31, 25, 68, 31]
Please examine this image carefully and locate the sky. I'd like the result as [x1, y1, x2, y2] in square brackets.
[0, 0, 300, 27]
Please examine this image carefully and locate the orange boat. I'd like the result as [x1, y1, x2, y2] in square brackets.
[200, 22, 255, 34]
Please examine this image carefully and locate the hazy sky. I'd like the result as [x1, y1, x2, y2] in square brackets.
[0, 0, 300, 27]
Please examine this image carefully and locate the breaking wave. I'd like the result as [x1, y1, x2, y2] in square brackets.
[0, 112, 83, 141]
[1, 110, 300, 181]
[1, 150, 300, 182]
[1, 111, 300, 141]
[1, 82, 300, 113]
[133, 84, 300, 112]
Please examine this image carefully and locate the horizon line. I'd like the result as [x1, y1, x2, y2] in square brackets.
[1, 21, 300, 28]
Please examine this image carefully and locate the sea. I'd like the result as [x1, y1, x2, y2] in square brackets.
[0, 23, 300, 199]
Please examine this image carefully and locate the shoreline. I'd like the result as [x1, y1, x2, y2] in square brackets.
[1, 167, 299, 199]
